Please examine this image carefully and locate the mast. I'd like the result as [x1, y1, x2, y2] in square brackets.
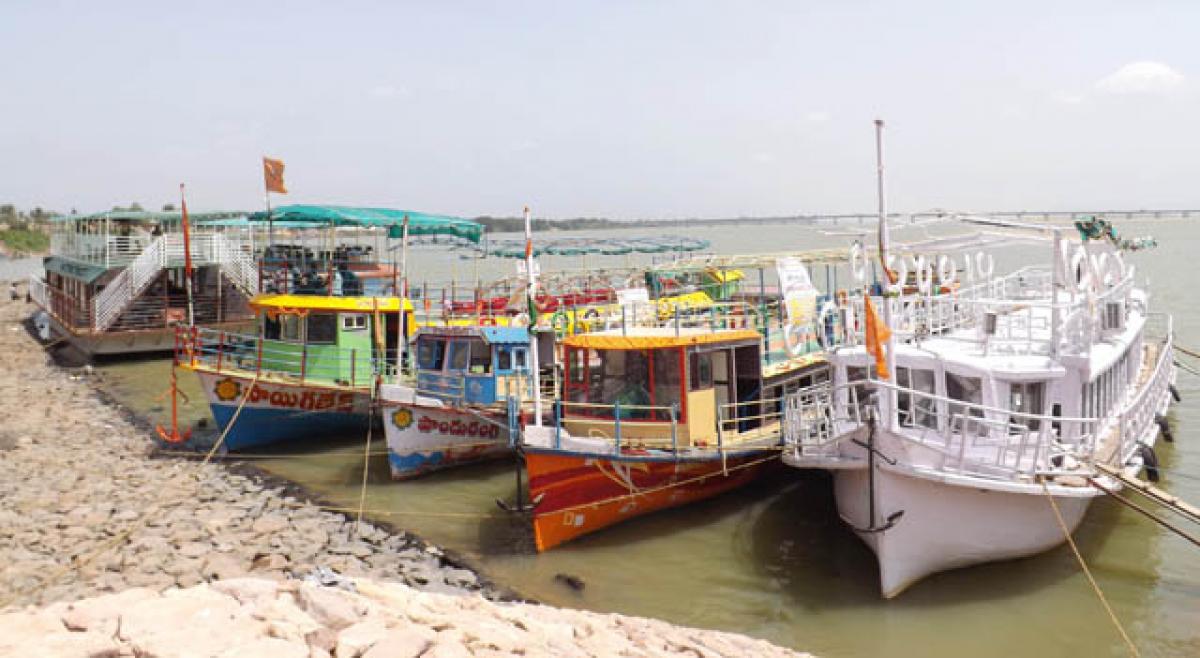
[180, 183, 195, 327]
[874, 119, 896, 428]
[524, 206, 543, 426]
[397, 214, 410, 383]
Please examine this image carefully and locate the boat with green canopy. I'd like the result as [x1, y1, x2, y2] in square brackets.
[174, 204, 487, 450]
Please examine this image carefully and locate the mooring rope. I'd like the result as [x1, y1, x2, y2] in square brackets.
[201, 372, 261, 466]
[1040, 480, 1139, 657]
[355, 380, 380, 535]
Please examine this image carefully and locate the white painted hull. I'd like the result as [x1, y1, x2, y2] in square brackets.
[834, 465, 1096, 598]
[381, 401, 510, 480]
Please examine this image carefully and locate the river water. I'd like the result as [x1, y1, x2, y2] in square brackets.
[95, 219, 1199, 657]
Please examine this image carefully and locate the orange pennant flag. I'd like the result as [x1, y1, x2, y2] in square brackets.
[863, 295, 892, 380]
[263, 156, 287, 194]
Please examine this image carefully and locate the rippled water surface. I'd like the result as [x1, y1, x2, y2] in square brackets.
[97, 219, 1200, 657]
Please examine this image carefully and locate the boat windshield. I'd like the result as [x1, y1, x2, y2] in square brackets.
[565, 346, 683, 421]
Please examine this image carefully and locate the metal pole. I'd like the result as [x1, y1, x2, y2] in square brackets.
[524, 206, 543, 426]
[875, 119, 897, 429]
[397, 215, 410, 383]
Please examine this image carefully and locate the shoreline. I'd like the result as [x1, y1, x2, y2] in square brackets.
[0, 285, 808, 656]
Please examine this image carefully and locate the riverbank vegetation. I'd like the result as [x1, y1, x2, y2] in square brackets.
[0, 205, 52, 256]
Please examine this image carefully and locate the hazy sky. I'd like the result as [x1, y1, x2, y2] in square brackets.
[2, 1, 1199, 218]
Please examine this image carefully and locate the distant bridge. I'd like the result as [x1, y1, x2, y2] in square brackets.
[641, 209, 1200, 228]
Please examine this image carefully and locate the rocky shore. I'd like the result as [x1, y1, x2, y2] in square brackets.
[0, 286, 809, 656]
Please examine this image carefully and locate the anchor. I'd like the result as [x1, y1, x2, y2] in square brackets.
[845, 407, 905, 534]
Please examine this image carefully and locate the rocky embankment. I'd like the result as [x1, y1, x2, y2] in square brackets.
[0, 286, 809, 656]
[0, 577, 805, 657]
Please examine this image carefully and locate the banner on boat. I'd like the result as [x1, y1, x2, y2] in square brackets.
[775, 257, 819, 355]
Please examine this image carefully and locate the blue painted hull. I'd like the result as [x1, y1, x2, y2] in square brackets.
[210, 403, 372, 451]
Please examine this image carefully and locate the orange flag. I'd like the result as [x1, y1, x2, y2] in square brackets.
[864, 295, 891, 380]
[263, 156, 287, 194]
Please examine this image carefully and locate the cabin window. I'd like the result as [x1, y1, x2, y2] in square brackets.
[945, 372, 986, 435]
[341, 314, 367, 331]
[447, 341, 471, 371]
[469, 343, 491, 374]
[1009, 381, 1044, 431]
[307, 314, 337, 345]
[279, 314, 302, 342]
[846, 365, 873, 420]
[652, 349, 683, 421]
[512, 348, 526, 370]
[263, 315, 281, 340]
[417, 339, 445, 371]
[897, 367, 938, 429]
[689, 352, 713, 390]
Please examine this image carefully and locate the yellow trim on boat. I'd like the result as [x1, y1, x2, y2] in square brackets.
[564, 328, 762, 350]
[249, 294, 414, 313]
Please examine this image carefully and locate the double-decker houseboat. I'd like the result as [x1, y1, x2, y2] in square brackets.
[28, 210, 257, 356]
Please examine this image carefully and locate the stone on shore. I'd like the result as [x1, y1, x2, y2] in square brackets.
[0, 578, 809, 657]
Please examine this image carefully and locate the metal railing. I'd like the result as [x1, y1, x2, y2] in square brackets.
[840, 266, 1136, 357]
[181, 326, 379, 390]
[553, 399, 680, 451]
[784, 379, 1106, 482]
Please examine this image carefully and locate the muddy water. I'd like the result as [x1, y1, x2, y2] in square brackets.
[97, 219, 1200, 657]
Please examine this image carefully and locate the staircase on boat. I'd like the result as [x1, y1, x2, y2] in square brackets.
[91, 232, 258, 331]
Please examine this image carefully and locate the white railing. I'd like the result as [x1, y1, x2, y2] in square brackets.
[840, 266, 1135, 357]
[27, 274, 48, 310]
[209, 233, 258, 296]
[91, 235, 165, 330]
[784, 379, 1104, 483]
[1107, 328, 1174, 467]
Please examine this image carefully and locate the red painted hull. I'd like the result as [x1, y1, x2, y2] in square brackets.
[526, 450, 776, 551]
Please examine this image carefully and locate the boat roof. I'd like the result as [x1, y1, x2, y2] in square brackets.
[415, 325, 531, 344]
[563, 327, 761, 350]
[250, 294, 414, 313]
[52, 210, 246, 224]
[43, 256, 108, 283]
[246, 205, 483, 244]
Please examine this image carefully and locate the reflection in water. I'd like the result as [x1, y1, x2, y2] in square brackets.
[92, 218, 1200, 657]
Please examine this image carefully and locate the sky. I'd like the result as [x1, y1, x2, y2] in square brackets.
[2, 1, 1199, 219]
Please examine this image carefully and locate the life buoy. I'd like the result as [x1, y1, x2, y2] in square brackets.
[975, 251, 994, 279]
[849, 242, 867, 282]
[550, 311, 570, 338]
[1070, 246, 1090, 292]
[937, 254, 957, 286]
[783, 323, 808, 356]
[885, 254, 908, 293]
[914, 255, 934, 294]
[479, 317, 498, 327]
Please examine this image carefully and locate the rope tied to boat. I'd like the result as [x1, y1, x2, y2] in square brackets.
[1039, 480, 1139, 657]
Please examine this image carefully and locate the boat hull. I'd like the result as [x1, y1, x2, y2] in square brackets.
[382, 402, 510, 479]
[834, 465, 1095, 598]
[526, 450, 775, 551]
[195, 370, 372, 451]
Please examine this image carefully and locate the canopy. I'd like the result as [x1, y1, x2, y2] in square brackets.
[246, 205, 483, 244]
[563, 328, 760, 350]
[42, 256, 107, 284]
[485, 235, 710, 259]
[249, 294, 414, 313]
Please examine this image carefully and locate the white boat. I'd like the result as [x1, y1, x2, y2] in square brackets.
[782, 217, 1176, 597]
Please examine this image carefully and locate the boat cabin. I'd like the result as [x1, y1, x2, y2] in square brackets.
[414, 326, 536, 405]
[560, 328, 778, 447]
[249, 294, 414, 387]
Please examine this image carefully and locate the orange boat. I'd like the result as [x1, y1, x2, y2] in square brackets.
[521, 327, 828, 550]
